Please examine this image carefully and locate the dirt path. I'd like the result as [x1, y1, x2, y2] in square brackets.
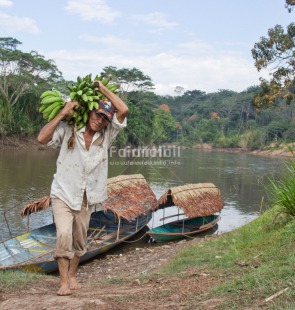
[0, 235, 223, 310]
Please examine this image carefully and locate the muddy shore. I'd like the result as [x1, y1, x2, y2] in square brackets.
[0, 231, 223, 310]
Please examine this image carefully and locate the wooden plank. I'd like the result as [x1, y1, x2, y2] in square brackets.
[88, 225, 133, 246]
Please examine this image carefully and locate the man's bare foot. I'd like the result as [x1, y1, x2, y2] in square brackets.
[69, 277, 82, 290]
[57, 284, 72, 296]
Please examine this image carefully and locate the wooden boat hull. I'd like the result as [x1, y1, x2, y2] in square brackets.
[0, 210, 151, 273]
[147, 214, 220, 242]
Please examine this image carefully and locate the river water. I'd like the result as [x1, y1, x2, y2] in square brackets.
[0, 147, 288, 241]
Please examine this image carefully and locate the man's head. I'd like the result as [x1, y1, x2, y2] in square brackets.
[88, 100, 115, 132]
[95, 100, 115, 122]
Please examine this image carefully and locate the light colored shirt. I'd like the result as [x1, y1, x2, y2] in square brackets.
[48, 113, 126, 211]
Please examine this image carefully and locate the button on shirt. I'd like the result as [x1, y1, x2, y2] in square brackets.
[48, 113, 126, 211]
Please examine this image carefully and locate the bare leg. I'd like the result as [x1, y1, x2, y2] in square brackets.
[57, 258, 72, 296]
[69, 255, 82, 290]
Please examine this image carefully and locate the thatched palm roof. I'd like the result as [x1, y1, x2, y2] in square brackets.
[102, 174, 157, 221]
[156, 183, 224, 218]
[21, 174, 157, 221]
[21, 195, 50, 217]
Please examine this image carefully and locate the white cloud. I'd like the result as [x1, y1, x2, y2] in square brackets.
[0, 11, 40, 34]
[132, 11, 177, 32]
[43, 38, 265, 96]
[65, 0, 120, 23]
[79, 34, 157, 54]
[0, 0, 12, 7]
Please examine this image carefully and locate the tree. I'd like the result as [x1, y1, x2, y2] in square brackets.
[174, 86, 184, 95]
[251, 2, 295, 109]
[0, 37, 63, 106]
[100, 66, 154, 94]
[126, 100, 155, 146]
[152, 108, 176, 144]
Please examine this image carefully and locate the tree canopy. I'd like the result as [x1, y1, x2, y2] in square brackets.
[251, 1, 295, 110]
[0, 37, 63, 106]
[100, 66, 154, 94]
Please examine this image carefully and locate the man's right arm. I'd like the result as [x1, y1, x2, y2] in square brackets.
[37, 101, 79, 145]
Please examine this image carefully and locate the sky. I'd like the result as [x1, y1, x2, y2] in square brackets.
[0, 0, 294, 96]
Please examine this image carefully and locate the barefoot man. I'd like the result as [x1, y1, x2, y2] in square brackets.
[37, 80, 128, 295]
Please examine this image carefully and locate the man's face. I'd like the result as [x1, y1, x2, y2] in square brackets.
[88, 111, 110, 132]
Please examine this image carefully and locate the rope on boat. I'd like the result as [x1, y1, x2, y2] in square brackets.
[121, 231, 149, 243]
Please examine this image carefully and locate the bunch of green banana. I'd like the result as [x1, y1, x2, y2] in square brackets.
[39, 90, 66, 122]
[66, 73, 119, 129]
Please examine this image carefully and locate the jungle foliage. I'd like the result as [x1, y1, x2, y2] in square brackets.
[1, 2, 295, 152]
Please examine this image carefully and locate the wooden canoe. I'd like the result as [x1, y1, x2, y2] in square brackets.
[0, 173, 157, 272]
[0, 210, 151, 273]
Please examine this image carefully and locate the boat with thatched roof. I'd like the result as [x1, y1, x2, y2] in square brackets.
[0, 174, 156, 272]
[147, 183, 224, 242]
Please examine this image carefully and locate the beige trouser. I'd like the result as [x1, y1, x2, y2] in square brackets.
[51, 194, 92, 260]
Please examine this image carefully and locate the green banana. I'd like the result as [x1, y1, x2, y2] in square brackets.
[41, 96, 63, 105]
[40, 90, 61, 99]
[78, 81, 86, 90]
[70, 92, 77, 100]
[77, 122, 84, 130]
[107, 84, 118, 92]
[93, 102, 99, 110]
[47, 103, 64, 121]
[42, 101, 63, 116]
[82, 94, 88, 102]
[101, 77, 110, 86]
[88, 101, 94, 111]
[83, 111, 88, 123]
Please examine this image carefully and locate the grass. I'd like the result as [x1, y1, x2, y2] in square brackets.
[162, 205, 295, 309]
[267, 156, 295, 217]
[0, 270, 45, 291]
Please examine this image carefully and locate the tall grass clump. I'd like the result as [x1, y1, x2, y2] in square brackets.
[267, 145, 295, 217]
[0, 270, 45, 291]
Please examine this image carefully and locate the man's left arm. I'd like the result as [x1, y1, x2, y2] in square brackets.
[95, 81, 128, 123]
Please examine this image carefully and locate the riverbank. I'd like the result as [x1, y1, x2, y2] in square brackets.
[1, 206, 294, 309]
[1, 135, 294, 158]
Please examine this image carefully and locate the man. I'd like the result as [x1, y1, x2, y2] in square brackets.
[37, 80, 128, 296]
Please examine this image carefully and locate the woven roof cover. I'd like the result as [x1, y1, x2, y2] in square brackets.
[156, 183, 224, 217]
[21, 174, 156, 220]
[101, 174, 157, 221]
[21, 195, 50, 217]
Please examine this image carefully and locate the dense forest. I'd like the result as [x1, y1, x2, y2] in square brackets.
[1, 0, 295, 152]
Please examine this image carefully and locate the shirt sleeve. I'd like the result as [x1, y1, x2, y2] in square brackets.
[106, 113, 127, 147]
[47, 122, 68, 149]
[111, 113, 127, 130]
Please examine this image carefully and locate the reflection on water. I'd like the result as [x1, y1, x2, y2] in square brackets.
[0, 148, 288, 241]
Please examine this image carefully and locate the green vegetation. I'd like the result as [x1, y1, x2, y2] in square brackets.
[252, 1, 295, 111]
[0, 270, 45, 290]
[1, 1, 295, 148]
[267, 148, 295, 217]
[162, 205, 295, 309]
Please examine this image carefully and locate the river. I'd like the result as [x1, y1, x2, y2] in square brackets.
[0, 147, 288, 241]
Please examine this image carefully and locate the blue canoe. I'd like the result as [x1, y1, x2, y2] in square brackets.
[147, 214, 220, 242]
[0, 210, 151, 273]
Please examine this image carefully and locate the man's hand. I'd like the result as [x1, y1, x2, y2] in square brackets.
[38, 101, 80, 145]
[93, 80, 107, 93]
[61, 101, 80, 119]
